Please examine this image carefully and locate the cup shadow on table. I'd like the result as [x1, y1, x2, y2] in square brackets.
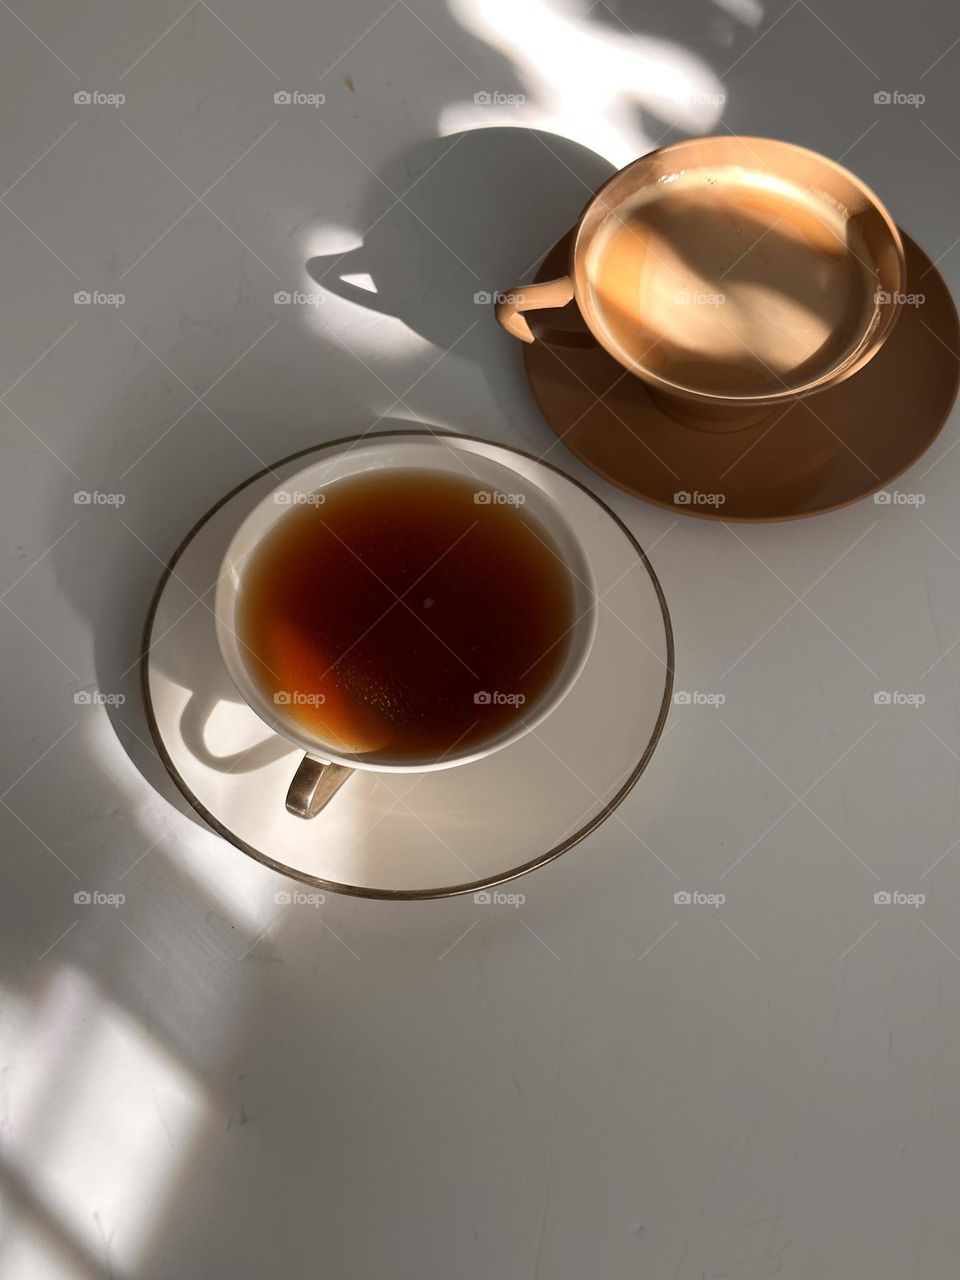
[305, 125, 615, 368]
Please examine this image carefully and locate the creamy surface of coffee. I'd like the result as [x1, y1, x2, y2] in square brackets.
[587, 166, 880, 396]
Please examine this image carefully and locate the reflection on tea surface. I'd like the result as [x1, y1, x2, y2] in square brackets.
[239, 470, 575, 761]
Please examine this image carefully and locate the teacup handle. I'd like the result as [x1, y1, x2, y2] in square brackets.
[285, 754, 354, 819]
[496, 276, 587, 344]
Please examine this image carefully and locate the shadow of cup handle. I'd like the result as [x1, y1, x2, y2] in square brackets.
[285, 755, 354, 819]
[495, 276, 596, 348]
[179, 691, 294, 774]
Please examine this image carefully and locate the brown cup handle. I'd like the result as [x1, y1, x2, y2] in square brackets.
[495, 276, 577, 343]
[285, 754, 353, 819]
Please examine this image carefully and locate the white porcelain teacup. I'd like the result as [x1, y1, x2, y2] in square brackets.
[214, 436, 597, 817]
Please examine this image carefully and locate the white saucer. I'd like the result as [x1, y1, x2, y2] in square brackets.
[141, 432, 674, 899]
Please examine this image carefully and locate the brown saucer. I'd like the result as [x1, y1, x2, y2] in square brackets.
[522, 229, 959, 521]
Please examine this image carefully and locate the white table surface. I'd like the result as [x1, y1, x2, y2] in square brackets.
[2, 1, 960, 1276]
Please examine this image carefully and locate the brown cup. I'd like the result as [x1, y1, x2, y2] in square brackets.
[496, 136, 906, 431]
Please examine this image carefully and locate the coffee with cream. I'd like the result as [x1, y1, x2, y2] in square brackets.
[587, 166, 881, 397]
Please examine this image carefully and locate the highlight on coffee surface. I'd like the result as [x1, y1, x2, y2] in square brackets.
[587, 166, 880, 397]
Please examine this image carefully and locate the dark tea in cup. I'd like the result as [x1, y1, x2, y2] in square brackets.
[237, 469, 577, 763]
